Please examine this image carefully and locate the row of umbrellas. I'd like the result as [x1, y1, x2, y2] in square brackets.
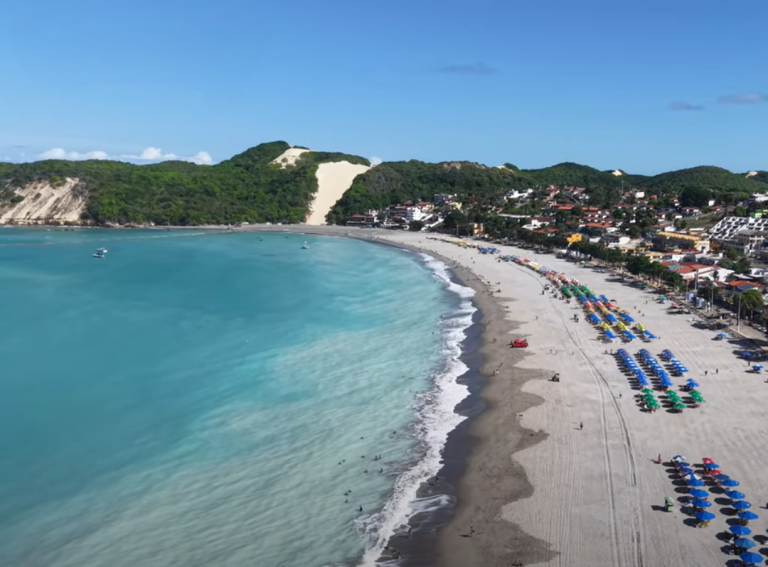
[617, 349, 651, 388]
[638, 349, 673, 388]
[671, 456, 764, 563]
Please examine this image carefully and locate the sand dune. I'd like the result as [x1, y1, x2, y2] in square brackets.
[270, 147, 311, 168]
[0, 178, 87, 223]
[306, 162, 370, 225]
[373, 232, 768, 567]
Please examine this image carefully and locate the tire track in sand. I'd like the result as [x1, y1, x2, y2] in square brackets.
[512, 264, 644, 567]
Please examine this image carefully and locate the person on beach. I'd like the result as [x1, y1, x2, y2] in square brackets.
[359, 506, 363, 512]
[469, 526, 475, 538]
[716, 368, 719, 374]
[580, 422, 583, 430]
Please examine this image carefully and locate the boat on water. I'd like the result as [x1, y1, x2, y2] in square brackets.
[302, 242, 309, 250]
[97, 247, 108, 253]
[93, 252, 105, 259]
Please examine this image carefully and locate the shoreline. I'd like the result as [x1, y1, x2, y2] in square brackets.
[362, 236, 555, 566]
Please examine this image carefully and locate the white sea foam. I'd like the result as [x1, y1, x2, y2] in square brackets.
[355, 253, 476, 566]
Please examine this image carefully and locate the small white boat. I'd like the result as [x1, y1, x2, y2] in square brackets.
[302, 242, 309, 250]
[93, 252, 105, 259]
[97, 247, 108, 253]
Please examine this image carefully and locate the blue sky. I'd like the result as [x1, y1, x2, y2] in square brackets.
[1, 0, 766, 173]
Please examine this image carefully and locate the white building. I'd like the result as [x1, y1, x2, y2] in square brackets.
[505, 188, 534, 200]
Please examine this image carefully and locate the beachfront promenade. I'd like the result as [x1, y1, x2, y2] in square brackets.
[378, 231, 768, 567]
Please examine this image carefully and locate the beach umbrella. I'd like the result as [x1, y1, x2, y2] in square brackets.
[738, 511, 759, 521]
[686, 379, 699, 388]
[733, 538, 756, 549]
[703, 463, 719, 469]
[729, 525, 751, 536]
[694, 511, 715, 521]
[733, 501, 752, 510]
[726, 490, 746, 500]
[688, 489, 708, 499]
[672, 402, 686, 411]
[739, 552, 763, 565]
[713, 474, 730, 481]
[687, 479, 705, 487]
[721, 479, 740, 487]
[672, 455, 686, 461]
[691, 499, 711, 508]
[675, 461, 691, 467]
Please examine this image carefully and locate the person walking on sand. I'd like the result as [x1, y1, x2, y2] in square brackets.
[469, 525, 475, 538]
[579, 422, 583, 430]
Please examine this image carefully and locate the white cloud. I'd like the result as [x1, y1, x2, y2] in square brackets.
[370, 156, 383, 166]
[39, 148, 109, 160]
[36, 146, 213, 165]
[188, 151, 213, 165]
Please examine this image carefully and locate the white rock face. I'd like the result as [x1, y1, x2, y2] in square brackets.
[0, 178, 88, 223]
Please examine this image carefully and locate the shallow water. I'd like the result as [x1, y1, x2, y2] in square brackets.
[0, 229, 472, 567]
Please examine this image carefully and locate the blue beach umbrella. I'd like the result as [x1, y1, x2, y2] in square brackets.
[691, 499, 711, 508]
[733, 501, 752, 510]
[721, 479, 740, 487]
[729, 525, 751, 537]
[687, 479, 705, 487]
[726, 490, 746, 500]
[671, 455, 686, 461]
[678, 467, 694, 475]
[703, 463, 719, 469]
[738, 511, 759, 521]
[686, 379, 699, 388]
[694, 511, 715, 521]
[739, 552, 763, 565]
[713, 474, 730, 481]
[733, 538, 756, 549]
[675, 461, 690, 467]
[688, 489, 708, 499]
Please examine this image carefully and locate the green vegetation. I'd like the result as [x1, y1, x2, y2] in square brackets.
[645, 166, 764, 194]
[328, 158, 768, 223]
[327, 161, 524, 224]
[0, 142, 368, 226]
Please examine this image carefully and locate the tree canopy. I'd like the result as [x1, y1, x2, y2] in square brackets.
[0, 142, 369, 226]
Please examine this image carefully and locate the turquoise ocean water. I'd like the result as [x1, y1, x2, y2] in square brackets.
[0, 229, 474, 567]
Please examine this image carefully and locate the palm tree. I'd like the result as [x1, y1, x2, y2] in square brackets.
[739, 289, 764, 324]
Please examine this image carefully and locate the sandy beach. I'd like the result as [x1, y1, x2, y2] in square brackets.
[369, 231, 768, 567]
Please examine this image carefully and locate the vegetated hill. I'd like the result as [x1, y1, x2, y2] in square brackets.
[326, 160, 528, 224]
[0, 142, 370, 225]
[522, 162, 648, 188]
[326, 158, 768, 223]
[645, 166, 768, 194]
[745, 171, 768, 184]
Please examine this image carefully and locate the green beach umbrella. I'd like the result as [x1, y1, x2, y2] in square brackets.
[673, 402, 686, 410]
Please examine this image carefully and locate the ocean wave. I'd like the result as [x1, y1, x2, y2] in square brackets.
[354, 253, 476, 566]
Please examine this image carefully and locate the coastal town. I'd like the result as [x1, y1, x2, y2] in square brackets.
[347, 182, 768, 333]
